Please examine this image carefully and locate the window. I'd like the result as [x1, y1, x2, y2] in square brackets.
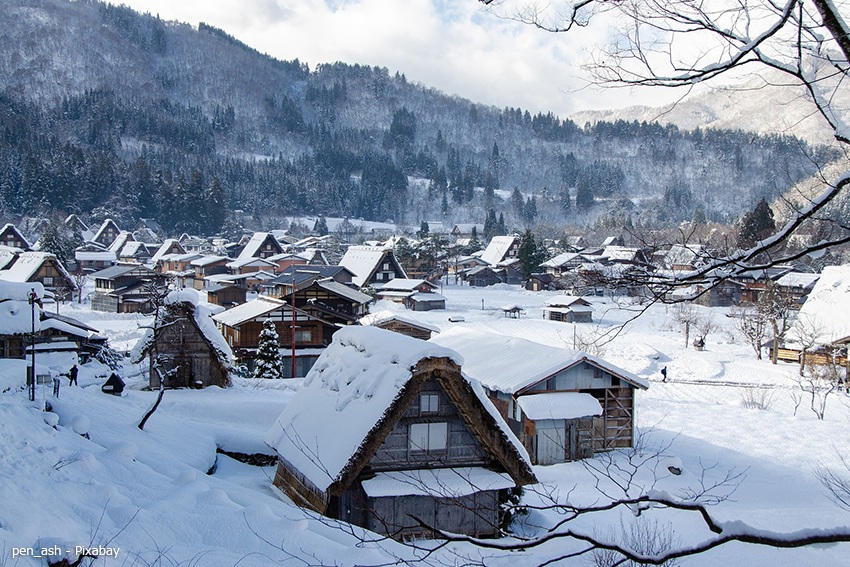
[409, 422, 447, 451]
[42, 277, 53, 286]
[383, 262, 391, 270]
[420, 393, 439, 414]
[294, 329, 312, 342]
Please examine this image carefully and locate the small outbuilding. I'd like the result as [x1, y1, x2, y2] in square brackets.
[101, 373, 125, 396]
[542, 295, 594, 323]
[266, 326, 536, 540]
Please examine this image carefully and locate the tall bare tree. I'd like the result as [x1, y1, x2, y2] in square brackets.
[480, 0, 850, 298]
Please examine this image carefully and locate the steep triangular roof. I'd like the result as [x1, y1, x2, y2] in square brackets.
[339, 246, 406, 287]
[480, 235, 518, 266]
[266, 326, 535, 498]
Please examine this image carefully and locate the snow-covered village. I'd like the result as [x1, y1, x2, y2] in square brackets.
[3, 0, 850, 566]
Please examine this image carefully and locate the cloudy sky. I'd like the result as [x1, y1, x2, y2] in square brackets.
[113, 0, 686, 118]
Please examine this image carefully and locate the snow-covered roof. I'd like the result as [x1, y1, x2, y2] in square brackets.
[480, 236, 517, 266]
[132, 289, 233, 365]
[236, 232, 280, 262]
[266, 326, 463, 492]
[0, 281, 44, 334]
[212, 296, 288, 327]
[431, 327, 649, 393]
[776, 272, 820, 289]
[361, 467, 514, 498]
[517, 392, 603, 420]
[788, 265, 850, 344]
[316, 279, 372, 304]
[0, 223, 31, 249]
[375, 278, 435, 292]
[226, 256, 277, 270]
[108, 231, 134, 254]
[360, 310, 441, 333]
[339, 245, 397, 287]
[410, 292, 446, 303]
[190, 255, 228, 267]
[0, 246, 19, 270]
[541, 252, 581, 268]
[119, 240, 148, 258]
[75, 250, 116, 262]
[544, 295, 591, 308]
[0, 252, 72, 286]
[149, 239, 184, 265]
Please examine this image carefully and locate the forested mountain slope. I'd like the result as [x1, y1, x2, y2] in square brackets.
[0, 0, 836, 236]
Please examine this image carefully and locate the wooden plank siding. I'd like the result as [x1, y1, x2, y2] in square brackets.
[592, 387, 634, 451]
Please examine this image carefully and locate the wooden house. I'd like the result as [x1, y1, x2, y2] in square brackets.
[774, 272, 820, 308]
[375, 278, 446, 311]
[235, 232, 285, 261]
[464, 266, 503, 287]
[480, 235, 520, 267]
[542, 296, 594, 323]
[261, 265, 355, 299]
[205, 283, 247, 308]
[0, 252, 76, 299]
[90, 264, 161, 313]
[149, 239, 186, 267]
[189, 255, 229, 290]
[540, 252, 585, 276]
[525, 273, 556, 291]
[0, 224, 31, 251]
[431, 328, 649, 464]
[117, 241, 154, 265]
[360, 311, 440, 340]
[74, 242, 116, 273]
[339, 245, 407, 288]
[266, 326, 536, 540]
[780, 266, 850, 368]
[133, 291, 232, 389]
[91, 219, 122, 248]
[212, 280, 371, 376]
[0, 281, 43, 358]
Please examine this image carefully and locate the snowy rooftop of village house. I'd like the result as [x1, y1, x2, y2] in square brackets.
[359, 309, 441, 333]
[236, 232, 278, 262]
[149, 239, 182, 265]
[775, 271, 821, 289]
[787, 265, 850, 344]
[541, 251, 581, 268]
[375, 278, 435, 292]
[339, 245, 398, 287]
[211, 296, 287, 327]
[479, 235, 516, 266]
[430, 327, 649, 394]
[132, 289, 233, 365]
[544, 295, 592, 308]
[0, 251, 71, 284]
[266, 326, 473, 492]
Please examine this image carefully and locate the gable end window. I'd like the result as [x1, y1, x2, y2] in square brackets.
[420, 393, 439, 414]
[409, 422, 447, 452]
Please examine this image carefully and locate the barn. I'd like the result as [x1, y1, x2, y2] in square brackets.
[266, 326, 536, 540]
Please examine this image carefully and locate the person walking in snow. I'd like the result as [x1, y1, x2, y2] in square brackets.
[69, 364, 78, 386]
[661, 366, 668, 382]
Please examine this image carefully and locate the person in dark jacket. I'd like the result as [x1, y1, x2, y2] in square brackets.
[69, 364, 78, 386]
[661, 366, 668, 382]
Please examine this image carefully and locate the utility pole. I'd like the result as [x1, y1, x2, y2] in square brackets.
[28, 288, 38, 402]
[290, 269, 296, 379]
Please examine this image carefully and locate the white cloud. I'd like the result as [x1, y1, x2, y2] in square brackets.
[115, 0, 687, 117]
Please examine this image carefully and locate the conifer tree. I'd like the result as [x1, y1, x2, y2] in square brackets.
[253, 319, 283, 379]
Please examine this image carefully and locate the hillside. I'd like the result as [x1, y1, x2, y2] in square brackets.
[0, 0, 837, 236]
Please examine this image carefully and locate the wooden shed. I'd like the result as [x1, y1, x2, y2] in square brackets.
[542, 295, 594, 323]
[360, 311, 440, 340]
[266, 326, 536, 540]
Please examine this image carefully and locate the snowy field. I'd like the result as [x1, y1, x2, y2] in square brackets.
[2, 284, 850, 566]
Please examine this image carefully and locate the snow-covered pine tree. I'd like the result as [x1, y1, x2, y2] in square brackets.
[253, 319, 283, 379]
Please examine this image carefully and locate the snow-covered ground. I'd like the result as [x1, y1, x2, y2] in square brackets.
[2, 284, 849, 566]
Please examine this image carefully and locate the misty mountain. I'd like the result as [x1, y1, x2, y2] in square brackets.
[0, 0, 837, 236]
